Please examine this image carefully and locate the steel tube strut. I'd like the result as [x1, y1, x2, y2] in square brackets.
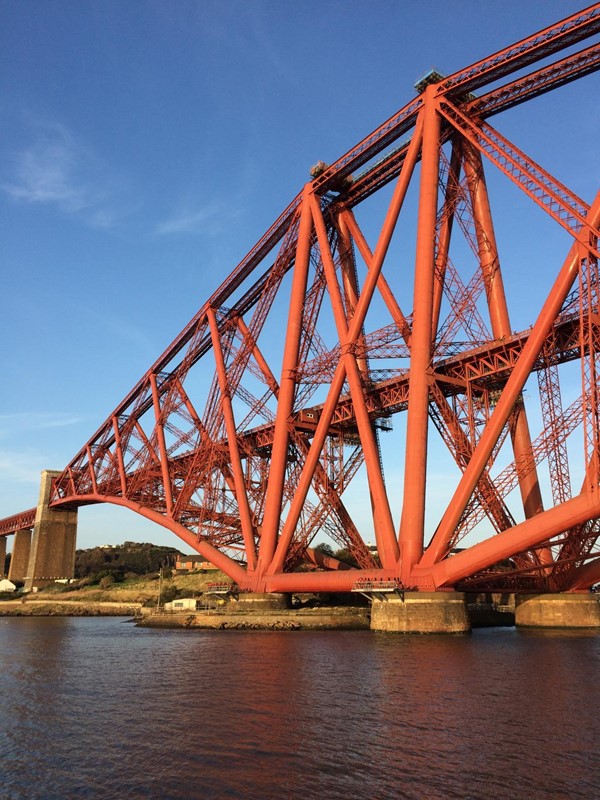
[423, 191, 600, 566]
[310, 193, 398, 567]
[341, 209, 412, 342]
[336, 212, 369, 378]
[463, 145, 545, 524]
[2, 7, 600, 596]
[207, 307, 257, 570]
[111, 415, 128, 498]
[85, 493, 248, 584]
[268, 121, 424, 576]
[149, 373, 174, 516]
[569, 556, 600, 590]
[399, 90, 441, 580]
[421, 492, 600, 588]
[258, 190, 313, 576]
[432, 137, 462, 340]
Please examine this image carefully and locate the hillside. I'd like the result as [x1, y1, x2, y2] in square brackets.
[2, 541, 230, 606]
[40, 569, 230, 606]
[74, 541, 180, 583]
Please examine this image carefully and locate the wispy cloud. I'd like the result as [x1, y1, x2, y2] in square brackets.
[0, 412, 85, 440]
[2, 121, 118, 228]
[155, 200, 242, 236]
[0, 449, 51, 484]
[86, 309, 156, 358]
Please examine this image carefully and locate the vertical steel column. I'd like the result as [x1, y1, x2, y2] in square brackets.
[257, 187, 314, 572]
[268, 129, 423, 575]
[399, 89, 440, 581]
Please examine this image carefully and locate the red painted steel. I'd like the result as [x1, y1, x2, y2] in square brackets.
[2, 4, 600, 594]
[0, 508, 36, 537]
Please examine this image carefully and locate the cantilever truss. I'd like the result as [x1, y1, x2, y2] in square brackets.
[41, 5, 600, 592]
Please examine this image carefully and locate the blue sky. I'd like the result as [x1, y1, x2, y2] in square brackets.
[1, 0, 598, 552]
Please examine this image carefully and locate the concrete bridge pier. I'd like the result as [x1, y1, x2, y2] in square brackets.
[515, 593, 600, 630]
[233, 593, 291, 610]
[370, 591, 471, 634]
[8, 529, 32, 582]
[24, 470, 78, 592]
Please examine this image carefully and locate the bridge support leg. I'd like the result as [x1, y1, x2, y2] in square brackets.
[0, 537, 6, 576]
[370, 592, 470, 634]
[8, 529, 32, 582]
[515, 593, 600, 629]
[24, 470, 78, 592]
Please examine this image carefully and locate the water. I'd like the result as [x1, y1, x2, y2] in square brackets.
[1, 618, 599, 800]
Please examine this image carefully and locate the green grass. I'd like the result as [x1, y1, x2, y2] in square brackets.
[32, 570, 230, 605]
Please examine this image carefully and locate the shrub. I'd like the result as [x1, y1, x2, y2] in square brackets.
[159, 584, 181, 604]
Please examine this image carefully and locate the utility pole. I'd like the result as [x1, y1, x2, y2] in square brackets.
[156, 566, 163, 611]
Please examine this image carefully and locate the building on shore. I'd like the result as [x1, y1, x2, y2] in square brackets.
[174, 555, 219, 574]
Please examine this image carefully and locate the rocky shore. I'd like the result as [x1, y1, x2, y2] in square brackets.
[0, 598, 370, 629]
[137, 606, 370, 630]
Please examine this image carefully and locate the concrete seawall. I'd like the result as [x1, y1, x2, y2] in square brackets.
[137, 606, 370, 630]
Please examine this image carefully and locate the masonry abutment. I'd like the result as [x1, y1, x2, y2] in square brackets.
[370, 591, 471, 634]
[0, 537, 6, 577]
[8, 529, 32, 582]
[24, 470, 78, 592]
[515, 593, 600, 629]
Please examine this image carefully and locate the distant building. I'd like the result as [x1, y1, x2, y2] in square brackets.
[164, 598, 198, 612]
[0, 579, 16, 592]
[174, 555, 218, 573]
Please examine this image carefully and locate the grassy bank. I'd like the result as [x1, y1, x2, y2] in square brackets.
[1, 570, 230, 609]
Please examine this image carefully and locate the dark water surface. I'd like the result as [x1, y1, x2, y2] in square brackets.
[1, 617, 599, 800]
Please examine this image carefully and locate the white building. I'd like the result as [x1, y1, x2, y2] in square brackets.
[164, 598, 198, 612]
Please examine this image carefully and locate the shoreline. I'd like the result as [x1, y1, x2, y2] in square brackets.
[137, 606, 370, 630]
[0, 599, 516, 629]
[0, 599, 370, 629]
[0, 599, 143, 617]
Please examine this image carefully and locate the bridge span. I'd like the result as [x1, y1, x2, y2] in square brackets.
[2, 4, 600, 631]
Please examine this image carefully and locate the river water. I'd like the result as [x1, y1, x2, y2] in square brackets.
[1, 617, 599, 800]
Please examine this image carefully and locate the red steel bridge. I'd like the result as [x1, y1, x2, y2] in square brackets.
[2, 4, 600, 596]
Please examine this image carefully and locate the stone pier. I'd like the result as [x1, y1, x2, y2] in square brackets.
[232, 592, 291, 611]
[8, 529, 32, 582]
[370, 591, 471, 634]
[24, 471, 78, 592]
[515, 593, 600, 630]
[0, 537, 6, 576]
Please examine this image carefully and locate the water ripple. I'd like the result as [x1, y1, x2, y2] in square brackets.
[1, 620, 599, 799]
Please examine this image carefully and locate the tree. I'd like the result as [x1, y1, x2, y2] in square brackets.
[314, 542, 334, 557]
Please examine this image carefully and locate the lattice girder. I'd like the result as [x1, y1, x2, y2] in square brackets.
[18, 4, 600, 593]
